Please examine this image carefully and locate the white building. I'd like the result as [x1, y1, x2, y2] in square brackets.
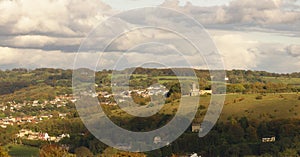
[190, 83, 199, 96]
[199, 90, 212, 95]
[153, 136, 162, 144]
[262, 136, 276, 143]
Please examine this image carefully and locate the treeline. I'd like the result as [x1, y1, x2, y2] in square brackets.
[227, 82, 299, 94]
[0, 68, 299, 96]
[0, 68, 72, 95]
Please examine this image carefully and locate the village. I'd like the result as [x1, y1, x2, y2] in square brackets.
[97, 83, 212, 106]
[0, 95, 76, 129]
[0, 83, 213, 129]
[16, 129, 70, 143]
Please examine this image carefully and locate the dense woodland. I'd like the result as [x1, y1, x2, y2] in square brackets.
[2, 116, 300, 156]
[0, 68, 300, 156]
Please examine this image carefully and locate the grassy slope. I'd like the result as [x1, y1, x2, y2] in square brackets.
[0, 84, 69, 103]
[109, 93, 300, 122]
[5, 144, 39, 157]
[220, 93, 300, 121]
[263, 76, 300, 84]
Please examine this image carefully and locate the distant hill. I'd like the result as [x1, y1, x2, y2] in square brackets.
[0, 68, 299, 97]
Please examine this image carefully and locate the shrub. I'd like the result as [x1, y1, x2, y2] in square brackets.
[198, 105, 206, 110]
[256, 95, 263, 100]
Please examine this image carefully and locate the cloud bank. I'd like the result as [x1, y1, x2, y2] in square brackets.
[0, 0, 299, 73]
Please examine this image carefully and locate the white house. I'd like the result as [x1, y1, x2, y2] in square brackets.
[153, 136, 162, 144]
[199, 90, 212, 95]
[262, 136, 276, 143]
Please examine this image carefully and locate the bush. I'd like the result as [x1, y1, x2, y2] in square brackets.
[75, 147, 93, 157]
[0, 146, 10, 157]
[256, 95, 263, 100]
[198, 105, 206, 110]
[21, 139, 47, 148]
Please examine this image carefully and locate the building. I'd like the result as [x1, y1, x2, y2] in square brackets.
[192, 123, 202, 133]
[147, 84, 169, 96]
[190, 153, 201, 157]
[190, 83, 199, 96]
[262, 136, 276, 143]
[199, 90, 212, 95]
[153, 136, 162, 144]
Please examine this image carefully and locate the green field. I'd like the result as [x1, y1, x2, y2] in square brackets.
[5, 144, 39, 157]
[196, 93, 300, 122]
[220, 93, 300, 121]
[108, 74, 197, 84]
[263, 76, 300, 85]
[109, 93, 300, 122]
[155, 76, 197, 83]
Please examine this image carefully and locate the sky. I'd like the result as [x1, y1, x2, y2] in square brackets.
[101, 0, 231, 10]
[0, 0, 300, 73]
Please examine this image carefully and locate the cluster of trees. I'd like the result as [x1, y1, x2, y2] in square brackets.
[0, 126, 18, 146]
[4, 113, 300, 156]
[226, 82, 298, 94]
[55, 118, 300, 156]
[0, 146, 10, 157]
[0, 68, 71, 95]
[168, 118, 300, 156]
[40, 144, 146, 157]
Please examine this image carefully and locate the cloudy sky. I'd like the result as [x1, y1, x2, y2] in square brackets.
[0, 0, 300, 73]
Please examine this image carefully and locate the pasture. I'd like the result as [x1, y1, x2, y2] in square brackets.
[109, 93, 300, 123]
[5, 144, 39, 157]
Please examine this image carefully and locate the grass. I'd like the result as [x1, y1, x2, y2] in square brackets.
[220, 93, 300, 121]
[108, 93, 300, 123]
[5, 144, 39, 157]
[107, 74, 199, 84]
[263, 76, 300, 85]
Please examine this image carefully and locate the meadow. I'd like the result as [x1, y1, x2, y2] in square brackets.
[109, 93, 300, 123]
[220, 93, 300, 121]
[5, 144, 39, 157]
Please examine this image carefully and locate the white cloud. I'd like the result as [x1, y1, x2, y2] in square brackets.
[0, 35, 82, 52]
[0, 0, 111, 36]
[3, 35, 56, 48]
[0, 0, 299, 73]
[0, 47, 75, 69]
[286, 44, 300, 57]
[209, 29, 300, 72]
[211, 30, 258, 70]
[161, 0, 300, 32]
[0, 0, 113, 52]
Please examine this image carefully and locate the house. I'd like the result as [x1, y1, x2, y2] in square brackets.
[147, 84, 169, 96]
[17, 129, 69, 142]
[153, 136, 162, 144]
[59, 113, 67, 118]
[190, 153, 201, 157]
[70, 99, 77, 103]
[262, 136, 276, 143]
[17, 129, 33, 138]
[192, 123, 202, 133]
[199, 90, 212, 95]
